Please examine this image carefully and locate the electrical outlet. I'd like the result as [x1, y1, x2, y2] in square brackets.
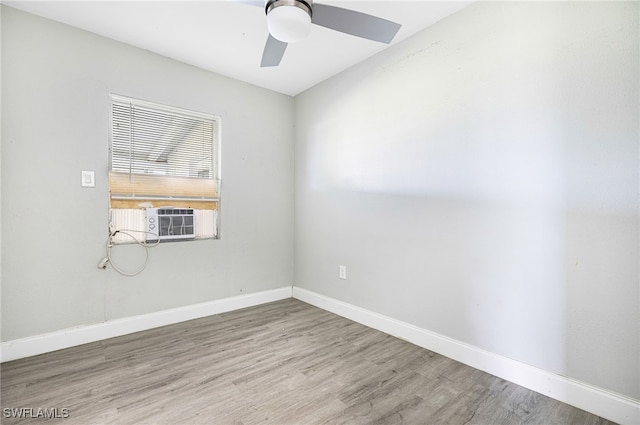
[339, 265, 347, 280]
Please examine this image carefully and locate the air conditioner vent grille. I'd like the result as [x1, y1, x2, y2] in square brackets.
[146, 207, 196, 242]
[157, 208, 194, 216]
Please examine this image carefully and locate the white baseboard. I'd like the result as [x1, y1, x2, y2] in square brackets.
[1, 286, 292, 363]
[2, 285, 637, 424]
[292, 287, 640, 425]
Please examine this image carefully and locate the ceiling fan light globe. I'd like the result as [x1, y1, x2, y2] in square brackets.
[267, 5, 311, 43]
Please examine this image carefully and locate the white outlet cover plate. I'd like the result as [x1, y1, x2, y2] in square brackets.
[339, 265, 347, 280]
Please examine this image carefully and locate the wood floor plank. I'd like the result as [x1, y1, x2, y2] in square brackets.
[1, 299, 616, 424]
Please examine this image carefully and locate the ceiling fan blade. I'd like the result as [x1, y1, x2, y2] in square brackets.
[261, 34, 288, 67]
[312, 4, 401, 44]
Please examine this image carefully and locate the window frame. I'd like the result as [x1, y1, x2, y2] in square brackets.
[108, 94, 221, 243]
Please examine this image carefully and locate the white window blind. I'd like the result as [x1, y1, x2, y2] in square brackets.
[111, 95, 219, 179]
[109, 94, 220, 241]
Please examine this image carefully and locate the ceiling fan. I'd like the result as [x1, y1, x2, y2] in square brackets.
[235, 0, 402, 67]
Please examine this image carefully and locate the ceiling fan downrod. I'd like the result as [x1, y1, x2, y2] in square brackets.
[265, 0, 313, 17]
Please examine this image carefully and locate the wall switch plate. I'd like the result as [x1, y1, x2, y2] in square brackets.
[81, 171, 95, 187]
[339, 265, 347, 280]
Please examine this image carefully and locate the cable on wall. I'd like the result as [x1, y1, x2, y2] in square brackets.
[97, 229, 161, 277]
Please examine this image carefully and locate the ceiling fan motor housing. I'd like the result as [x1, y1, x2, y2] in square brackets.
[265, 0, 313, 43]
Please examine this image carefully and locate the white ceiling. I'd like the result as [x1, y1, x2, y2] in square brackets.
[4, 0, 472, 96]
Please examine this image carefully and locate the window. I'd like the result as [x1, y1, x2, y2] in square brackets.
[109, 94, 220, 243]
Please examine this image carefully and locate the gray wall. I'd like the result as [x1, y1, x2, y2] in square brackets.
[295, 1, 639, 400]
[2, 0, 639, 404]
[1, 6, 294, 340]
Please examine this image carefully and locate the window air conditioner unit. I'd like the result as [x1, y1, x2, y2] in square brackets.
[146, 207, 196, 242]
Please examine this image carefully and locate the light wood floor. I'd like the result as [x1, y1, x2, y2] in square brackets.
[1, 299, 615, 425]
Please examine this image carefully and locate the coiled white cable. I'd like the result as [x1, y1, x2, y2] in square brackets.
[99, 229, 161, 277]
